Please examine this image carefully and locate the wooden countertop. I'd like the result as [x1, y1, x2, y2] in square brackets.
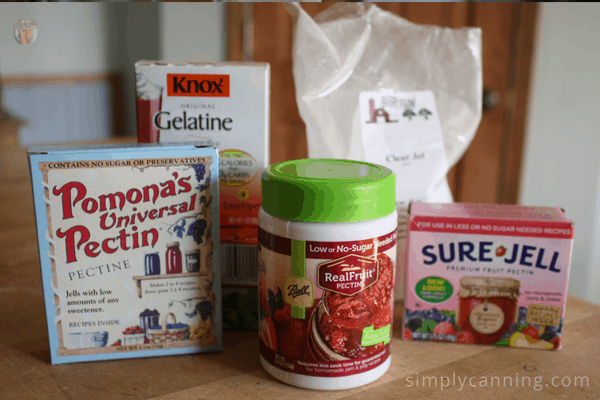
[1, 131, 599, 399]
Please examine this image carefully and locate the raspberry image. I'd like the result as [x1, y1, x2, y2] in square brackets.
[432, 321, 456, 340]
[550, 336, 561, 350]
[521, 325, 540, 341]
[404, 328, 413, 340]
[456, 331, 476, 344]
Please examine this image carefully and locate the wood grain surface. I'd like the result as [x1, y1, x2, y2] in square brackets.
[1, 130, 598, 399]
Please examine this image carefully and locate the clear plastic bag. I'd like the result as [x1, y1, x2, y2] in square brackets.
[286, 3, 483, 299]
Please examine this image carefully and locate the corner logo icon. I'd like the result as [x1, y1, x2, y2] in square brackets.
[14, 20, 37, 45]
[366, 98, 398, 124]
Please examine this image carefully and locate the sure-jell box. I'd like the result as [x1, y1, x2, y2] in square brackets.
[403, 202, 574, 350]
[135, 61, 270, 330]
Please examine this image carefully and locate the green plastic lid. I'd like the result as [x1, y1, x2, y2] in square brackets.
[261, 159, 396, 223]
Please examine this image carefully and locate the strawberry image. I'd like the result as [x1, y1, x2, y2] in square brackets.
[403, 327, 413, 340]
[550, 336, 561, 350]
[271, 302, 316, 359]
[432, 321, 456, 341]
[521, 325, 540, 341]
[259, 285, 269, 316]
[496, 245, 507, 257]
[456, 331, 476, 344]
[273, 302, 292, 325]
[260, 315, 278, 351]
[277, 314, 309, 358]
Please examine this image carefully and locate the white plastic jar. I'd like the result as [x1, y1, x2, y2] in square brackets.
[258, 159, 398, 390]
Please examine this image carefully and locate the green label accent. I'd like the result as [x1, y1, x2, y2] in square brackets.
[417, 320, 437, 333]
[416, 276, 453, 303]
[361, 324, 391, 347]
[291, 306, 305, 319]
[290, 239, 306, 320]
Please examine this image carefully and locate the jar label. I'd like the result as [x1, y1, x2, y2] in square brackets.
[317, 254, 379, 296]
[469, 303, 505, 334]
[259, 228, 397, 378]
[284, 276, 314, 308]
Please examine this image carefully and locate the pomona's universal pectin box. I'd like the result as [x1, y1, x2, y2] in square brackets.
[28, 142, 221, 364]
[135, 61, 269, 330]
[403, 202, 574, 350]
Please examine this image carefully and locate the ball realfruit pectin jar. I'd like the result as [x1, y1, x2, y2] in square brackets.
[258, 159, 398, 390]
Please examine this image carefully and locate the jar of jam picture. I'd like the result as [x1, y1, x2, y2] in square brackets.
[139, 309, 160, 338]
[185, 250, 200, 273]
[166, 242, 182, 274]
[305, 252, 395, 362]
[457, 277, 520, 344]
[144, 252, 160, 276]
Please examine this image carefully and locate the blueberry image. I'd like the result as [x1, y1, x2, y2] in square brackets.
[432, 313, 446, 323]
[509, 323, 518, 332]
[518, 307, 527, 320]
[501, 332, 511, 341]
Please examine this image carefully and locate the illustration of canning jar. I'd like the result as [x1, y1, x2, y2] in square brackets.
[144, 252, 160, 276]
[166, 242, 182, 274]
[185, 250, 200, 273]
[457, 277, 520, 344]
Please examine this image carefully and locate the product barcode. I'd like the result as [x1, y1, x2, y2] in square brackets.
[221, 244, 259, 285]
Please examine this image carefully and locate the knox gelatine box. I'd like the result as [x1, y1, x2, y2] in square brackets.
[135, 61, 270, 331]
[403, 202, 574, 350]
[28, 142, 222, 364]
